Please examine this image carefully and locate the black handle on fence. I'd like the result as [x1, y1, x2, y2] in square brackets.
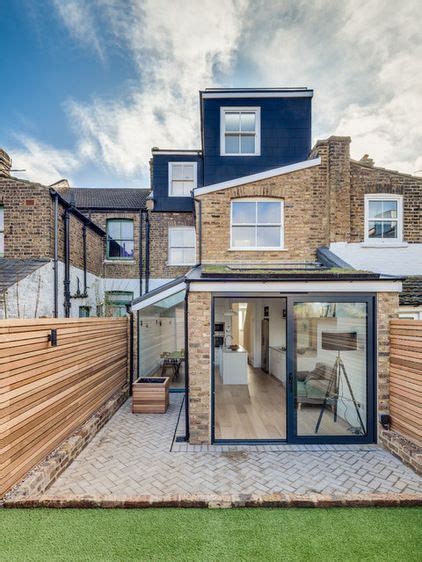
[48, 329, 58, 347]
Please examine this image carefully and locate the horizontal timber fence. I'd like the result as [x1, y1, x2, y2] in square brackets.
[1, 317, 129, 497]
[389, 319, 422, 445]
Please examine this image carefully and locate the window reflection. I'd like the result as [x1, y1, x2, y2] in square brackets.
[139, 291, 185, 390]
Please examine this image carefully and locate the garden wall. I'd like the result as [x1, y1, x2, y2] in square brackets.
[1, 317, 129, 497]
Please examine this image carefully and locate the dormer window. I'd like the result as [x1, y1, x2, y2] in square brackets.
[364, 194, 403, 244]
[168, 162, 197, 197]
[220, 107, 261, 156]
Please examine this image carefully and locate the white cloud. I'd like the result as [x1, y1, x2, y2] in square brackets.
[62, 0, 248, 179]
[52, 0, 106, 61]
[17, 0, 421, 184]
[10, 136, 81, 185]
[240, 0, 422, 172]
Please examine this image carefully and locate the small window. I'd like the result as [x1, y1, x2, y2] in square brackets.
[168, 227, 196, 265]
[106, 219, 134, 259]
[231, 199, 284, 250]
[168, 162, 197, 196]
[220, 107, 260, 156]
[105, 291, 133, 317]
[364, 195, 403, 243]
[0, 206, 4, 257]
[79, 306, 91, 318]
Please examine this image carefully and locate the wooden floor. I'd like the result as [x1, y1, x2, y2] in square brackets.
[214, 364, 349, 440]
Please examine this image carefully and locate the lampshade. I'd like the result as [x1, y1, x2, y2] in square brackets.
[321, 331, 357, 351]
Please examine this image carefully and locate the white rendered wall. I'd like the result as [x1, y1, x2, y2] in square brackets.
[329, 242, 422, 276]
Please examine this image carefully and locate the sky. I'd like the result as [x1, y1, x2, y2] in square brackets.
[1, 0, 421, 188]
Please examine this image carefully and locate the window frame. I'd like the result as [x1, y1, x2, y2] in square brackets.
[364, 194, 403, 244]
[106, 218, 135, 260]
[168, 162, 197, 197]
[220, 107, 261, 157]
[168, 226, 196, 266]
[0, 205, 4, 257]
[105, 290, 133, 317]
[230, 198, 284, 251]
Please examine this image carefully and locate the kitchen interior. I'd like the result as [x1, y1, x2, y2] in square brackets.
[213, 296, 287, 440]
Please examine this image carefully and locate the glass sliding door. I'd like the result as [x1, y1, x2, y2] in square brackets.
[289, 297, 374, 442]
[212, 297, 287, 441]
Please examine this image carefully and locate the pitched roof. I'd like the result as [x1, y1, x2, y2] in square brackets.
[0, 258, 49, 293]
[61, 188, 150, 210]
[400, 276, 422, 306]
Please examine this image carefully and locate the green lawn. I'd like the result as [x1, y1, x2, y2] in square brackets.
[1, 508, 421, 561]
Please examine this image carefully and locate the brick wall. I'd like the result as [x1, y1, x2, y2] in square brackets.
[149, 211, 195, 278]
[376, 292, 399, 419]
[88, 211, 140, 279]
[188, 291, 211, 444]
[0, 176, 105, 276]
[57, 209, 104, 277]
[187, 290, 399, 445]
[197, 165, 329, 264]
[350, 162, 422, 243]
[0, 176, 52, 259]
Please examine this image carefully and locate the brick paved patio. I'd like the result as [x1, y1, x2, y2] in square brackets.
[9, 393, 413, 507]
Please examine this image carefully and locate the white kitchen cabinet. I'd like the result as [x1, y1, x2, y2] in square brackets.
[269, 347, 286, 385]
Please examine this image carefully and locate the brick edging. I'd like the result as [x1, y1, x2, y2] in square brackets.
[3, 386, 129, 502]
[379, 430, 422, 476]
[3, 492, 421, 509]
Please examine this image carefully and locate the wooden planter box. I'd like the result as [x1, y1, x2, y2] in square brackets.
[132, 377, 170, 414]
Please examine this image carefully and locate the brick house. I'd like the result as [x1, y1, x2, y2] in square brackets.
[132, 87, 422, 446]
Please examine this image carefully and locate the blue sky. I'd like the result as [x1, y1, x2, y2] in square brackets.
[1, 0, 421, 188]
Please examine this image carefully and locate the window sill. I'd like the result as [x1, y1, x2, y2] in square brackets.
[228, 247, 287, 252]
[167, 263, 196, 267]
[104, 259, 135, 264]
[220, 153, 260, 157]
[360, 242, 408, 248]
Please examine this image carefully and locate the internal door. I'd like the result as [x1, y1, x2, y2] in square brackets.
[286, 295, 375, 444]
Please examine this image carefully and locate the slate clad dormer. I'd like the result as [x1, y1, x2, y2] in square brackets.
[150, 87, 312, 211]
[150, 150, 202, 212]
[200, 87, 313, 185]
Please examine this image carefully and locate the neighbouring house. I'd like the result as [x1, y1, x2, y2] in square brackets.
[132, 87, 422, 446]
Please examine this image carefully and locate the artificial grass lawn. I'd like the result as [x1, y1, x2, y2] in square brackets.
[1, 508, 421, 561]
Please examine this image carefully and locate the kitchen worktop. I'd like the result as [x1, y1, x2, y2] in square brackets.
[222, 345, 247, 353]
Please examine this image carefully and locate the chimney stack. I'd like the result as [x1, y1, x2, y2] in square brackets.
[0, 149, 12, 177]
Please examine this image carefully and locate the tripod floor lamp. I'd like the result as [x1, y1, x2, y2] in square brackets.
[315, 331, 366, 435]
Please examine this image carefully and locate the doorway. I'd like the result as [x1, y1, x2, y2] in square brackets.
[212, 296, 287, 442]
[211, 294, 375, 444]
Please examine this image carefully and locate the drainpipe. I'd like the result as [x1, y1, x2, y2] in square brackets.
[53, 192, 59, 318]
[193, 197, 202, 264]
[82, 224, 87, 294]
[139, 209, 144, 296]
[63, 209, 71, 318]
[129, 312, 134, 394]
[145, 211, 150, 294]
[183, 279, 190, 442]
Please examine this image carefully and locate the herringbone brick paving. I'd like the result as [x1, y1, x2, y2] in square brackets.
[45, 395, 421, 499]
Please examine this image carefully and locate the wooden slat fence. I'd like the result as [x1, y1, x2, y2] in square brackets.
[0, 317, 129, 497]
[389, 319, 422, 445]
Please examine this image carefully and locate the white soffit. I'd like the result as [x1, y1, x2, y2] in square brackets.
[131, 281, 186, 311]
[189, 280, 402, 293]
[202, 91, 313, 99]
[194, 158, 321, 196]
